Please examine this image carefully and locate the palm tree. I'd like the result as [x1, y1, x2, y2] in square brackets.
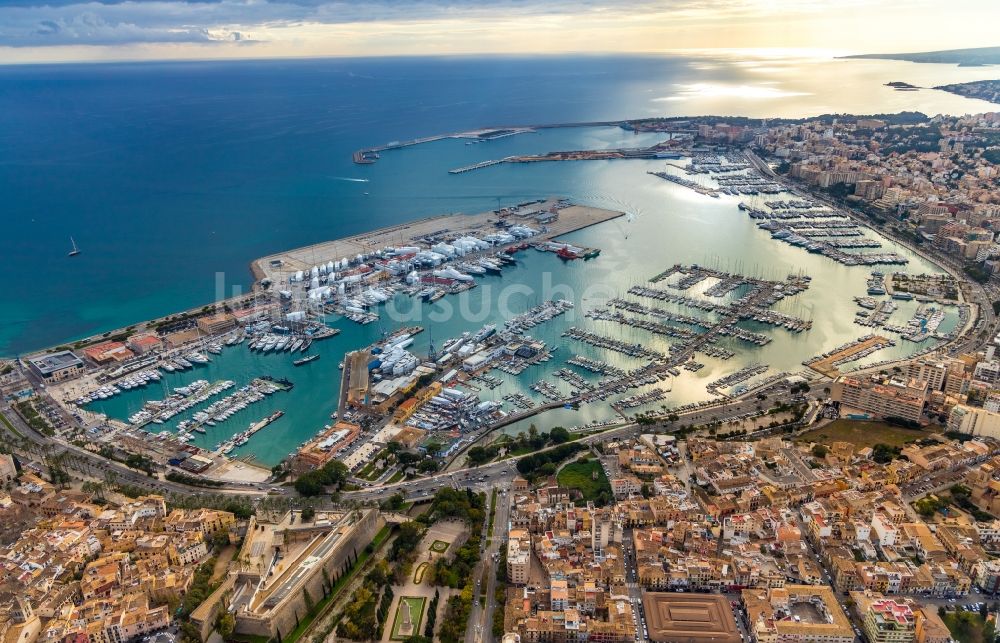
[81, 480, 106, 501]
[45, 452, 70, 489]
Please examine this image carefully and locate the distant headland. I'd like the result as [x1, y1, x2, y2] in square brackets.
[843, 45, 1000, 67]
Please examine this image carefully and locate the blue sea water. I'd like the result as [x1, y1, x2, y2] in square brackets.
[6, 54, 998, 465]
[2, 53, 998, 356]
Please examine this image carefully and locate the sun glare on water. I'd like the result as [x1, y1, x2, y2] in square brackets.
[656, 82, 811, 101]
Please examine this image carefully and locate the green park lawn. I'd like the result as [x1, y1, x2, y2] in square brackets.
[557, 459, 612, 505]
[390, 596, 426, 641]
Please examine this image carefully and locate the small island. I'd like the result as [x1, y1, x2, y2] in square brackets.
[885, 81, 920, 91]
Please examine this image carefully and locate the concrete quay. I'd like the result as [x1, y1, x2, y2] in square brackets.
[251, 199, 625, 285]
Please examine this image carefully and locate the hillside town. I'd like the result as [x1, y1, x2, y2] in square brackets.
[6, 105, 1000, 643]
[0, 477, 237, 643]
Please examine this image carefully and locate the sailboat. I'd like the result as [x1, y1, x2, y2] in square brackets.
[68, 237, 81, 257]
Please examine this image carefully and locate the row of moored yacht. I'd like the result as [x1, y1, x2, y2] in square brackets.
[247, 334, 312, 353]
[75, 369, 161, 405]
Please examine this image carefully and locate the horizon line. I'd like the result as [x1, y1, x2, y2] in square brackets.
[0, 46, 869, 68]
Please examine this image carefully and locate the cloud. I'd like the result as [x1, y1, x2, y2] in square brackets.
[24, 12, 219, 46]
[0, 0, 803, 47]
[0, 1, 274, 46]
[0, 0, 992, 58]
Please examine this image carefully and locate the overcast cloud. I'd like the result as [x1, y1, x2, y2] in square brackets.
[0, 0, 682, 47]
[0, 0, 993, 62]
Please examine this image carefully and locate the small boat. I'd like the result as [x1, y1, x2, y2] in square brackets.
[68, 237, 81, 257]
[294, 354, 320, 366]
[557, 246, 581, 260]
[338, 361, 344, 370]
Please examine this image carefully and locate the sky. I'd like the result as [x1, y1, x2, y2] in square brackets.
[0, 0, 996, 64]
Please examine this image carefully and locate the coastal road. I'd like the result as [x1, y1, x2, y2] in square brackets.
[343, 382, 797, 505]
[446, 375, 798, 471]
[346, 458, 520, 504]
[0, 404, 271, 497]
[2, 385, 778, 507]
[5, 367, 796, 505]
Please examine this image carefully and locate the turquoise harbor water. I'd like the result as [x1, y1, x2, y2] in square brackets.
[4, 54, 993, 465]
[83, 125, 959, 465]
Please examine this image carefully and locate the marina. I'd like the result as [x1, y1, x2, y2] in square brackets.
[561, 327, 668, 361]
[706, 364, 770, 395]
[566, 355, 624, 376]
[76, 369, 161, 404]
[216, 410, 286, 455]
[624, 269, 813, 334]
[530, 380, 565, 402]
[124, 379, 232, 427]
[502, 392, 536, 410]
[647, 170, 721, 197]
[754, 219, 907, 265]
[182, 377, 290, 437]
[553, 367, 596, 392]
[504, 299, 575, 333]
[854, 299, 898, 328]
[587, 308, 701, 342]
[614, 387, 668, 411]
[34, 125, 968, 470]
